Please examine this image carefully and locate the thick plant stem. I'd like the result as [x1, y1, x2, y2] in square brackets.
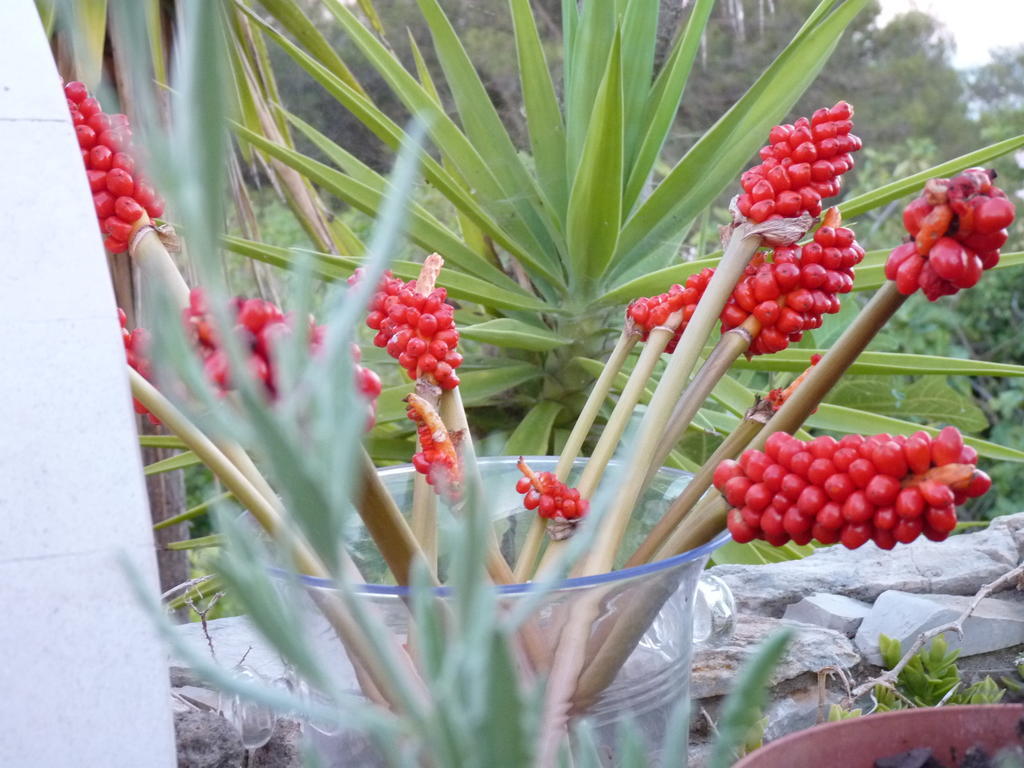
[357, 448, 436, 586]
[655, 281, 910, 559]
[440, 386, 516, 585]
[626, 399, 772, 567]
[751, 281, 908, 442]
[532, 317, 681, 578]
[408, 257, 446, 566]
[580, 229, 763, 576]
[410, 480, 438, 569]
[647, 318, 759, 477]
[129, 218, 190, 309]
[512, 324, 641, 582]
[129, 368, 430, 713]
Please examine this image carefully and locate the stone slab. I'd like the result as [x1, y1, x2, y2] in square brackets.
[710, 513, 1024, 617]
[783, 593, 873, 636]
[855, 590, 1024, 665]
[691, 613, 860, 699]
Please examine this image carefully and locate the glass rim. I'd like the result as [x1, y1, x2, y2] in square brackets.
[286, 457, 731, 597]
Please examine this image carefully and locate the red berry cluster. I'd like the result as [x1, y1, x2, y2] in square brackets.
[886, 169, 1016, 300]
[716, 427, 990, 551]
[405, 393, 461, 498]
[626, 269, 714, 352]
[365, 271, 462, 390]
[64, 81, 165, 254]
[119, 308, 158, 423]
[119, 290, 381, 428]
[184, 289, 381, 424]
[719, 217, 864, 355]
[515, 458, 589, 521]
[737, 102, 862, 223]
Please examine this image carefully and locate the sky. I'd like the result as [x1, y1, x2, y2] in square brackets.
[877, 0, 1024, 69]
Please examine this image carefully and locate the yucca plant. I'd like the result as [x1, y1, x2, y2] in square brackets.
[217, 0, 1024, 483]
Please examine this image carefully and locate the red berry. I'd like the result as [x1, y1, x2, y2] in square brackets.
[965, 470, 992, 498]
[812, 522, 840, 545]
[728, 509, 757, 543]
[903, 436, 932, 475]
[713, 459, 743, 490]
[931, 426, 964, 466]
[926, 504, 957, 534]
[764, 432, 793, 461]
[115, 196, 144, 223]
[874, 506, 897, 531]
[974, 196, 1015, 234]
[743, 451, 773, 483]
[780, 473, 808, 502]
[848, 458, 876, 489]
[842, 491, 874, 524]
[807, 458, 836, 487]
[783, 506, 812, 537]
[824, 472, 855, 503]
[871, 441, 908, 477]
[763, 463, 787, 492]
[919, 479, 955, 508]
[760, 508, 785, 539]
[894, 517, 923, 544]
[789, 451, 814, 478]
[796, 485, 827, 516]
[840, 523, 872, 550]
[865, 474, 900, 506]
[895, 487, 926, 519]
[724, 476, 753, 507]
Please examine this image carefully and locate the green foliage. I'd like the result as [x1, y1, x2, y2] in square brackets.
[829, 634, 1008, 718]
[227, 0, 1024, 480]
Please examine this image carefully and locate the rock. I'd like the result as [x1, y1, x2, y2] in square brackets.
[855, 590, 1024, 665]
[710, 513, 1024, 617]
[783, 593, 872, 636]
[691, 614, 860, 699]
[251, 720, 303, 768]
[174, 710, 243, 768]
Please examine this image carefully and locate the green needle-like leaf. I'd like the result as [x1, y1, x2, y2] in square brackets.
[619, 0, 659, 163]
[239, 7, 552, 278]
[222, 235, 551, 313]
[730, 349, 1024, 377]
[566, 31, 623, 286]
[565, 0, 616, 174]
[510, 0, 569, 216]
[254, 0, 366, 95]
[460, 319, 573, 351]
[233, 125, 529, 294]
[144, 451, 201, 475]
[840, 134, 1024, 221]
[623, 0, 715, 212]
[319, 0, 563, 275]
[416, 0, 555, 236]
[502, 401, 564, 455]
[375, 364, 542, 423]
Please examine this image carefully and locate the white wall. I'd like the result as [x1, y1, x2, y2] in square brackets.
[0, 3, 176, 765]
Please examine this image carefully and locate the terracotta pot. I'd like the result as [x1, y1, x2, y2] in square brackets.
[734, 704, 1024, 768]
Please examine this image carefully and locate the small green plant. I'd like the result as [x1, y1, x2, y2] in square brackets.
[830, 634, 1006, 718]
